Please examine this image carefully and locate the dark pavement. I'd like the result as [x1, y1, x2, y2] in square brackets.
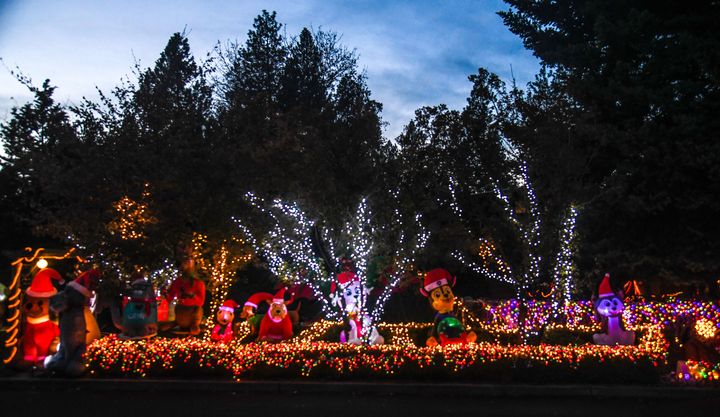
[1, 377, 718, 417]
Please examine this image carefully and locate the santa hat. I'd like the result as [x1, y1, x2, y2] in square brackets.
[67, 269, 101, 298]
[273, 287, 294, 305]
[26, 268, 62, 298]
[420, 268, 456, 297]
[598, 273, 614, 298]
[330, 271, 359, 294]
[244, 292, 274, 309]
[219, 299, 238, 313]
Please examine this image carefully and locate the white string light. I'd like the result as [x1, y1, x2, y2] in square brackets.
[236, 192, 429, 344]
[550, 205, 579, 319]
[446, 159, 580, 340]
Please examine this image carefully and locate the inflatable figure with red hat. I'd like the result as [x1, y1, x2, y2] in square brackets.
[246, 288, 294, 342]
[211, 299, 238, 343]
[242, 291, 274, 334]
[164, 256, 206, 336]
[331, 271, 384, 345]
[45, 269, 102, 376]
[420, 268, 477, 347]
[592, 273, 635, 346]
[20, 268, 62, 367]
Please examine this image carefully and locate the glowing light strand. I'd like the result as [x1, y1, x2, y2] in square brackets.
[550, 206, 579, 318]
[447, 175, 515, 285]
[366, 192, 430, 341]
[236, 192, 340, 321]
[236, 192, 429, 341]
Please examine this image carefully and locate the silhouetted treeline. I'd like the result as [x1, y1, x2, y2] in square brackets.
[2, 4, 718, 298]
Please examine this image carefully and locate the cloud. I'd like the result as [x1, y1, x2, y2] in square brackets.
[0, 0, 540, 141]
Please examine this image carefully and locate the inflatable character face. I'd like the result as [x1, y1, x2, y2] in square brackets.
[216, 307, 234, 326]
[595, 295, 624, 318]
[341, 281, 365, 314]
[49, 288, 84, 315]
[24, 295, 50, 319]
[129, 281, 153, 299]
[123, 280, 157, 326]
[429, 285, 455, 314]
[241, 305, 254, 319]
[269, 299, 288, 322]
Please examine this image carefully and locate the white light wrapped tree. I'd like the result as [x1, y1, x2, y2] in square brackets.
[448, 159, 580, 333]
[234, 192, 429, 343]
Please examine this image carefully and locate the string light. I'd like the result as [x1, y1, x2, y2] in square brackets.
[147, 259, 177, 294]
[106, 185, 156, 240]
[448, 161, 581, 338]
[77, 298, 720, 380]
[550, 206, 579, 320]
[678, 360, 720, 382]
[84, 317, 667, 380]
[3, 247, 79, 364]
[694, 318, 717, 340]
[188, 233, 253, 341]
[235, 192, 429, 343]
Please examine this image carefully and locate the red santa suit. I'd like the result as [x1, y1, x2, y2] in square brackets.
[253, 288, 294, 341]
[258, 311, 294, 341]
[167, 276, 205, 306]
[22, 268, 62, 363]
[23, 316, 60, 362]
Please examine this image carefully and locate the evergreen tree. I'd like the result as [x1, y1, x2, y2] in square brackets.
[331, 72, 383, 194]
[219, 13, 384, 227]
[223, 10, 286, 108]
[121, 32, 219, 249]
[280, 28, 327, 113]
[499, 0, 720, 288]
[0, 79, 81, 239]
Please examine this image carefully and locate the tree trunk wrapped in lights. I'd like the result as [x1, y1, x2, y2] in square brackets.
[235, 192, 429, 344]
[189, 234, 253, 341]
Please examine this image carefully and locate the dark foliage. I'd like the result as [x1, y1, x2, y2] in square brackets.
[2, 4, 718, 299]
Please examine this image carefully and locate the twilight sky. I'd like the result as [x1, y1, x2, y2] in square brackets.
[0, 0, 539, 140]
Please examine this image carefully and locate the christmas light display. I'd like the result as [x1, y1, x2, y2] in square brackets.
[676, 360, 720, 382]
[477, 299, 720, 337]
[74, 297, 719, 381]
[235, 193, 429, 344]
[84, 318, 667, 380]
[447, 163, 580, 330]
[3, 247, 81, 364]
[235, 193, 338, 321]
[694, 318, 717, 341]
[190, 234, 253, 341]
[148, 259, 177, 293]
[550, 206, 578, 317]
[106, 185, 157, 240]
